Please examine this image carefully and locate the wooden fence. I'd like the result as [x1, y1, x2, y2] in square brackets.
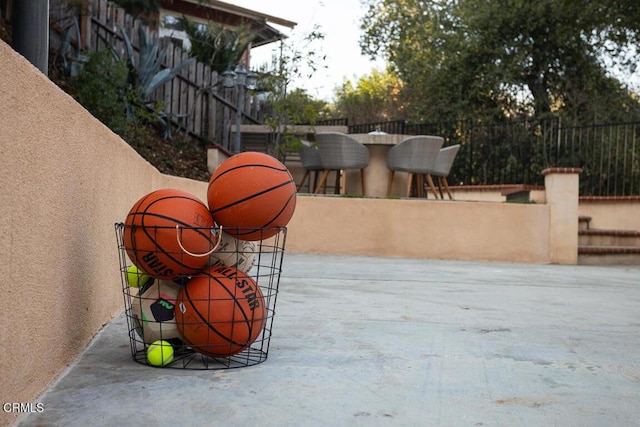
[51, 0, 263, 152]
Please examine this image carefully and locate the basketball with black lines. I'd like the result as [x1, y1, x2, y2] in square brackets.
[207, 152, 296, 241]
[123, 189, 216, 280]
[175, 265, 266, 357]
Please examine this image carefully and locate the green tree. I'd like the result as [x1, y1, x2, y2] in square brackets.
[334, 68, 404, 124]
[280, 88, 331, 124]
[257, 26, 328, 157]
[360, 0, 640, 122]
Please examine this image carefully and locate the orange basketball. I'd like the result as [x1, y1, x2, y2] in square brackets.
[175, 265, 266, 357]
[123, 189, 216, 280]
[207, 152, 296, 241]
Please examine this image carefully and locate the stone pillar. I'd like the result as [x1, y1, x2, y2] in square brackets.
[542, 167, 582, 264]
[207, 146, 232, 175]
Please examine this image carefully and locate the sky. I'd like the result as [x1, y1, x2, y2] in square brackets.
[232, 0, 386, 101]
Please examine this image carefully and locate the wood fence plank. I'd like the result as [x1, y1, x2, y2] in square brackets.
[208, 71, 219, 142]
[170, 46, 181, 121]
[186, 56, 197, 134]
[193, 62, 204, 136]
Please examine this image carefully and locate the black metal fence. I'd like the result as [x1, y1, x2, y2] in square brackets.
[348, 118, 640, 196]
[556, 122, 639, 196]
[316, 118, 349, 126]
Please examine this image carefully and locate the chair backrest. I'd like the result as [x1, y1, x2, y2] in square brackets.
[299, 145, 323, 170]
[315, 132, 369, 170]
[386, 135, 444, 173]
[432, 144, 461, 176]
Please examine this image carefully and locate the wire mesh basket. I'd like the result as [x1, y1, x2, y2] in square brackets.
[114, 222, 286, 369]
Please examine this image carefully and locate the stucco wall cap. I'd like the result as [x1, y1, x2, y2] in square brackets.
[541, 167, 583, 176]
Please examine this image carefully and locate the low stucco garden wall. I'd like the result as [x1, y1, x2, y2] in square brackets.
[286, 196, 550, 262]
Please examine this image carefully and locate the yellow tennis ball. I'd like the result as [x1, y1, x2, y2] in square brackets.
[147, 340, 174, 367]
[126, 264, 151, 288]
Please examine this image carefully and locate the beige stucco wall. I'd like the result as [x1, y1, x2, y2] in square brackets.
[0, 41, 208, 426]
[286, 196, 550, 263]
[579, 200, 640, 231]
[450, 188, 546, 203]
[544, 170, 581, 264]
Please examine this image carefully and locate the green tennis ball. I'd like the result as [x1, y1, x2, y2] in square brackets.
[126, 264, 151, 288]
[147, 340, 174, 367]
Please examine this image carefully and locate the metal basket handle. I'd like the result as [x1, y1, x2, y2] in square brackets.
[175, 225, 223, 257]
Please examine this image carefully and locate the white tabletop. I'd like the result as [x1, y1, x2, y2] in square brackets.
[349, 133, 408, 145]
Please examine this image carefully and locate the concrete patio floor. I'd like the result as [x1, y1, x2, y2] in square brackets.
[16, 254, 640, 427]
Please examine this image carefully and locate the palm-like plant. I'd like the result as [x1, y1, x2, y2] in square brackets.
[179, 17, 254, 74]
[59, 17, 86, 77]
[117, 25, 195, 136]
[120, 25, 195, 101]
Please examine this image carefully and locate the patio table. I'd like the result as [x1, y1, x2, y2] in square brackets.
[345, 133, 410, 197]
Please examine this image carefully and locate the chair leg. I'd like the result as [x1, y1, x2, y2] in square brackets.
[335, 170, 343, 194]
[423, 174, 430, 198]
[435, 177, 444, 199]
[406, 173, 413, 197]
[314, 170, 330, 194]
[425, 174, 439, 199]
[312, 171, 319, 194]
[297, 170, 310, 192]
[360, 169, 366, 196]
[440, 176, 453, 200]
[386, 171, 395, 197]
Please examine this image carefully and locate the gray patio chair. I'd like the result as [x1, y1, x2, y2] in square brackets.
[429, 144, 461, 200]
[313, 132, 370, 195]
[386, 135, 444, 197]
[297, 144, 323, 192]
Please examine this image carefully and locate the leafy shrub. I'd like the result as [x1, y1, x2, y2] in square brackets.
[71, 50, 152, 145]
